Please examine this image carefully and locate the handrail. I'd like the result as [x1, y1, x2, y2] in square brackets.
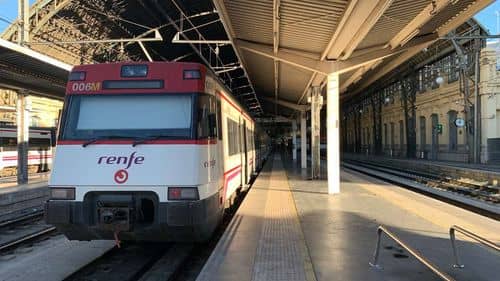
[449, 225, 500, 268]
[369, 226, 455, 281]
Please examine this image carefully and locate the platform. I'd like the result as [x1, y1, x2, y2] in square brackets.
[0, 180, 48, 222]
[198, 154, 500, 281]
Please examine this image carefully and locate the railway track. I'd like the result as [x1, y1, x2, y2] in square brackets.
[343, 159, 500, 220]
[63, 242, 192, 281]
[63, 192, 250, 281]
[63, 162, 263, 281]
[0, 210, 58, 253]
[0, 209, 44, 228]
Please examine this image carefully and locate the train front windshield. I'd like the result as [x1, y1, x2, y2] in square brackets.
[60, 94, 195, 140]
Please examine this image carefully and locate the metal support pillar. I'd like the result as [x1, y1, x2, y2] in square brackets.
[402, 76, 417, 158]
[371, 92, 383, 155]
[301, 112, 307, 169]
[473, 41, 481, 163]
[452, 39, 472, 162]
[327, 73, 340, 194]
[17, 91, 29, 184]
[18, 0, 30, 45]
[292, 119, 297, 160]
[311, 86, 322, 179]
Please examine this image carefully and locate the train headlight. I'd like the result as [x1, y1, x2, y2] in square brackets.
[121, 65, 148, 77]
[50, 187, 75, 200]
[183, 69, 201, 80]
[168, 187, 199, 200]
[68, 71, 86, 81]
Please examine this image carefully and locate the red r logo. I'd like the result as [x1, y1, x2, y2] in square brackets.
[114, 169, 128, 184]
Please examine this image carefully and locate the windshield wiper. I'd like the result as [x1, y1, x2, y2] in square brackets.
[132, 135, 165, 147]
[82, 136, 132, 147]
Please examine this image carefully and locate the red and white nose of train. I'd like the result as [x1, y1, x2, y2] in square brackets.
[45, 62, 225, 242]
[49, 143, 220, 201]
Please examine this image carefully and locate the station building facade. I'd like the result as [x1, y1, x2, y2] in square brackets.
[343, 25, 500, 164]
[0, 89, 62, 128]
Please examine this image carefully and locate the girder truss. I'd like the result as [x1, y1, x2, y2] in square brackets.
[2, 0, 142, 65]
[1, 0, 264, 116]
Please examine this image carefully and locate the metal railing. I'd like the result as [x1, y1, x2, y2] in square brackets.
[449, 225, 500, 268]
[370, 226, 455, 281]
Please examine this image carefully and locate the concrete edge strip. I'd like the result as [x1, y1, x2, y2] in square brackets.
[196, 157, 274, 281]
[282, 158, 318, 281]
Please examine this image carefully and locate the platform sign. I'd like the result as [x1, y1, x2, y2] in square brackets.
[436, 124, 443, 134]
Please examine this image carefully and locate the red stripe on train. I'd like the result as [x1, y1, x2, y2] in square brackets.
[57, 139, 217, 145]
[222, 168, 242, 203]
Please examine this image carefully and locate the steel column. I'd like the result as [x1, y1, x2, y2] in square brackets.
[473, 41, 481, 163]
[18, 0, 30, 45]
[371, 92, 383, 155]
[17, 91, 29, 184]
[301, 112, 307, 169]
[292, 119, 297, 160]
[311, 86, 322, 179]
[327, 73, 340, 194]
[402, 76, 417, 158]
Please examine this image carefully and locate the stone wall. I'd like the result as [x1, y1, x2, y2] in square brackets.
[0, 89, 63, 127]
[345, 46, 500, 163]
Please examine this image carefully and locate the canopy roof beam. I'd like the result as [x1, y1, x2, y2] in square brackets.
[237, 34, 436, 75]
[323, 0, 394, 60]
[212, 0, 264, 115]
[389, 0, 450, 49]
[273, 0, 281, 116]
[347, 0, 494, 98]
[262, 96, 310, 112]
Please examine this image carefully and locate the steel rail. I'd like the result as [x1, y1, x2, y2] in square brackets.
[0, 209, 44, 228]
[370, 226, 456, 281]
[0, 226, 56, 251]
[449, 225, 500, 268]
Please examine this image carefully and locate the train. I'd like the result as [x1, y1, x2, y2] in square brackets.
[45, 62, 270, 242]
[0, 126, 55, 176]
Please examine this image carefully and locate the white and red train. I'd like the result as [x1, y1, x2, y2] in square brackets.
[0, 126, 54, 176]
[45, 62, 270, 242]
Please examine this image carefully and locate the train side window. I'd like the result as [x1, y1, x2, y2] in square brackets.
[29, 137, 51, 148]
[217, 99, 222, 140]
[0, 137, 16, 147]
[227, 119, 239, 155]
[197, 94, 216, 139]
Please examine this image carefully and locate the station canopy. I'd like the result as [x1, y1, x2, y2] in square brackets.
[0, 0, 493, 115]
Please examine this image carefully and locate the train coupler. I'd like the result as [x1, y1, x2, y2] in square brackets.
[98, 207, 131, 232]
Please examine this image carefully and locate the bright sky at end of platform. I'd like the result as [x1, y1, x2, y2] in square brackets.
[0, 0, 35, 33]
[475, 1, 500, 34]
[0, 0, 498, 34]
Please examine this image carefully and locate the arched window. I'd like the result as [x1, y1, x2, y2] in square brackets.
[399, 120, 404, 151]
[448, 110, 458, 151]
[419, 116, 426, 151]
[384, 123, 387, 147]
[390, 122, 395, 149]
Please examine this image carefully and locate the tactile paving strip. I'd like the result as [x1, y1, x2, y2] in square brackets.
[251, 156, 314, 281]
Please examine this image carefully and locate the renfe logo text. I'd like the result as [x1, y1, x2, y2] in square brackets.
[98, 152, 144, 169]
